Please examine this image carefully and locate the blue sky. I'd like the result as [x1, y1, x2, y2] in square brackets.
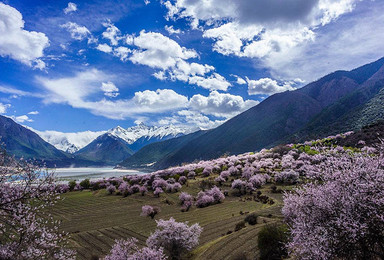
[0, 0, 383, 133]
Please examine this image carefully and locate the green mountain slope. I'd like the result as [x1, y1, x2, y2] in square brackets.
[153, 57, 384, 169]
[118, 130, 207, 169]
[0, 115, 71, 166]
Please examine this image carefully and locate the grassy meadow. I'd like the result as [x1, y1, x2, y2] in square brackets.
[51, 178, 287, 260]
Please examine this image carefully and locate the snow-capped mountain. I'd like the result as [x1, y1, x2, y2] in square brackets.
[107, 123, 192, 145]
[31, 123, 193, 155]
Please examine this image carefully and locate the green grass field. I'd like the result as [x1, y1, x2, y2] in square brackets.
[51, 179, 286, 260]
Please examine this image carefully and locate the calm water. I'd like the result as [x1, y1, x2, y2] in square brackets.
[52, 167, 148, 181]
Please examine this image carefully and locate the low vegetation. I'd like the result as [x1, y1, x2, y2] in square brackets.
[3, 128, 384, 259]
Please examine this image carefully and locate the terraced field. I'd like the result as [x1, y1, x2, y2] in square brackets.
[52, 180, 286, 260]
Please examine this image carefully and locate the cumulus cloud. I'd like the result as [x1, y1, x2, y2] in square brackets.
[113, 46, 131, 61]
[158, 110, 225, 130]
[0, 3, 49, 69]
[96, 43, 113, 53]
[129, 30, 198, 70]
[0, 103, 10, 114]
[188, 73, 231, 92]
[165, 25, 181, 34]
[163, 0, 361, 81]
[101, 81, 120, 97]
[232, 75, 246, 85]
[247, 77, 296, 95]
[94, 28, 231, 91]
[64, 2, 77, 14]
[31, 128, 106, 151]
[36, 69, 189, 119]
[189, 91, 258, 118]
[164, 0, 357, 29]
[263, 1, 384, 81]
[101, 82, 119, 97]
[12, 115, 33, 123]
[102, 21, 123, 46]
[127, 30, 231, 90]
[61, 22, 91, 41]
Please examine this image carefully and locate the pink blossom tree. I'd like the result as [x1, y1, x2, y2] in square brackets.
[105, 238, 166, 260]
[0, 148, 74, 259]
[283, 149, 384, 259]
[141, 205, 161, 219]
[146, 217, 203, 260]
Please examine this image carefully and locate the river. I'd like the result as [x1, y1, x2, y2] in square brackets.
[51, 167, 148, 181]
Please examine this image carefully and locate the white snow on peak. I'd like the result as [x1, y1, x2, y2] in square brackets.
[30, 123, 193, 154]
[107, 123, 191, 144]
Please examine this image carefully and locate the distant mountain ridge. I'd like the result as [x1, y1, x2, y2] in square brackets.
[131, 57, 384, 170]
[33, 123, 190, 154]
[72, 124, 191, 165]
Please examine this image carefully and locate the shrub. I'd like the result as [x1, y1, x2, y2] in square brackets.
[154, 187, 163, 197]
[244, 213, 258, 225]
[258, 224, 288, 260]
[106, 184, 116, 194]
[231, 179, 247, 195]
[146, 217, 202, 260]
[140, 205, 160, 219]
[139, 186, 148, 196]
[178, 176, 187, 185]
[234, 221, 245, 232]
[80, 178, 90, 189]
[68, 180, 77, 191]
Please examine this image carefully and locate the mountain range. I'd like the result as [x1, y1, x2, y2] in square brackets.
[119, 57, 384, 170]
[1, 57, 384, 169]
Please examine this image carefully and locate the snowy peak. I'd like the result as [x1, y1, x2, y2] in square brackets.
[32, 124, 193, 154]
[107, 124, 190, 144]
[107, 126, 136, 144]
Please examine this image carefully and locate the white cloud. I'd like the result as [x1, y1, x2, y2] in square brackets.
[0, 103, 10, 114]
[130, 30, 198, 70]
[113, 46, 131, 61]
[247, 77, 296, 95]
[203, 22, 263, 56]
[0, 3, 49, 69]
[12, 115, 33, 123]
[263, 1, 384, 81]
[101, 82, 119, 97]
[164, 0, 357, 28]
[31, 128, 105, 152]
[165, 25, 181, 34]
[28, 111, 39, 115]
[232, 75, 246, 85]
[96, 43, 113, 53]
[36, 69, 189, 119]
[126, 30, 231, 91]
[61, 22, 91, 41]
[144, 0, 150, 5]
[0, 85, 43, 98]
[102, 21, 123, 46]
[64, 2, 77, 14]
[189, 91, 258, 118]
[188, 73, 231, 92]
[163, 0, 361, 81]
[158, 110, 225, 130]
